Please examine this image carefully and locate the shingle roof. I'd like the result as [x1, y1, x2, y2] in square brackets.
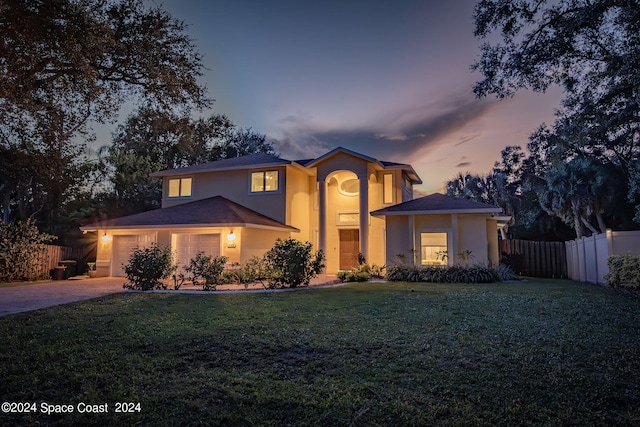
[148, 148, 422, 184]
[150, 153, 291, 177]
[80, 196, 298, 231]
[371, 193, 502, 216]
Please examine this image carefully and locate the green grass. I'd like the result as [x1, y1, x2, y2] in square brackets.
[1, 280, 639, 426]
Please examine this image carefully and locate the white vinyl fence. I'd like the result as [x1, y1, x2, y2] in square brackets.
[565, 230, 640, 285]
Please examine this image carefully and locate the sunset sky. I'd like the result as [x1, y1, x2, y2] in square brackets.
[154, 0, 563, 193]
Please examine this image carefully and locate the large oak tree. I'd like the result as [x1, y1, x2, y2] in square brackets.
[100, 107, 277, 217]
[0, 0, 210, 231]
[472, 0, 640, 228]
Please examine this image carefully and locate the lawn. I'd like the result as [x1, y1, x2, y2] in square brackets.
[1, 280, 639, 426]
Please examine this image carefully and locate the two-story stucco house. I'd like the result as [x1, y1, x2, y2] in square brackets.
[81, 147, 503, 276]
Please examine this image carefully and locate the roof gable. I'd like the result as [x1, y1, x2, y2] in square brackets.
[80, 196, 298, 231]
[371, 193, 502, 216]
[304, 147, 379, 168]
[303, 147, 422, 184]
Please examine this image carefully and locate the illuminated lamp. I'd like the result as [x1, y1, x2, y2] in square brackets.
[227, 230, 236, 248]
[101, 233, 110, 242]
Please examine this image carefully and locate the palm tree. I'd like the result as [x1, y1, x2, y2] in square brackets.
[541, 156, 619, 238]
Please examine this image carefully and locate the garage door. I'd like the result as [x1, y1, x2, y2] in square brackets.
[112, 234, 156, 277]
[173, 233, 221, 274]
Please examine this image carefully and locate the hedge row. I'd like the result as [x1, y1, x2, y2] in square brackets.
[386, 263, 519, 283]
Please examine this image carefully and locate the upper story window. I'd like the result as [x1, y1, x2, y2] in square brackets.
[383, 173, 394, 204]
[404, 176, 411, 189]
[251, 171, 279, 193]
[168, 177, 192, 198]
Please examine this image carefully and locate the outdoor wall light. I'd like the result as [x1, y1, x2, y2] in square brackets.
[227, 230, 236, 248]
[101, 233, 110, 242]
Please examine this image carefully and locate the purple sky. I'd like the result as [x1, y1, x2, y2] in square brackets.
[152, 0, 563, 193]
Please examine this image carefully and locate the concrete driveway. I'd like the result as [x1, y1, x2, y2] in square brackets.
[0, 277, 126, 317]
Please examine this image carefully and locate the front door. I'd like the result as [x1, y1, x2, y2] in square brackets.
[339, 229, 360, 270]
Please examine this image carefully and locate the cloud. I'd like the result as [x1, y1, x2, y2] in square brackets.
[455, 132, 481, 146]
[271, 91, 500, 163]
[455, 161, 472, 168]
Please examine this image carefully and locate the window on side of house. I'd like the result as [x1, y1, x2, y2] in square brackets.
[420, 232, 447, 265]
[383, 173, 394, 204]
[168, 177, 192, 198]
[250, 171, 279, 193]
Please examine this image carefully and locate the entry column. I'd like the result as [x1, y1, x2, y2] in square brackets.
[359, 176, 369, 262]
[318, 178, 328, 261]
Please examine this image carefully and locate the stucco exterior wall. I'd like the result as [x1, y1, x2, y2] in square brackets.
[486, 218, 499, 266]
[385, 216, 411, 265]
[415, 214, 451, 230]
[315, 152, 369, 180]
[457, 214, 491, 266]
[240, 228, 291, 263]
[285, 166, 312, 243]
[160, 166, 288, 224]
[381, 213, 498, 268]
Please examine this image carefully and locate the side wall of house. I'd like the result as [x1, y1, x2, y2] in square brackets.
[382, 213, 497, 268]
[385, 216, 411, 266]
[456, 214, 492, 266]
[240, 228, 294, 264]
[285, 166, 312, 243]
[160, 166, 288, 224]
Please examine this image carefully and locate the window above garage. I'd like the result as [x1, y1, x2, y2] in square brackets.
[250, 170, 279, 193]
[168, 177, 192, 198]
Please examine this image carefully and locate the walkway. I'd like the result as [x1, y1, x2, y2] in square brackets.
[0, 275, 341, 317]
[0, 277, 125, 316]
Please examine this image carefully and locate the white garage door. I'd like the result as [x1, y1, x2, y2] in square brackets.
[173, 233, 221, 274]
[112, 234, 156, 277]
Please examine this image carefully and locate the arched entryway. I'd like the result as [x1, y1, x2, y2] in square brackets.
[321, 169, 368, 271]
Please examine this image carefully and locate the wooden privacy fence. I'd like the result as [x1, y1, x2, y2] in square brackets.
[499, 239, 568, 278]
[34, 245, 92, 279]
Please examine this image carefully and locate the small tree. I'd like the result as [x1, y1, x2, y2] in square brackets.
[263, 238, 325, 288]
[123, 244, 176, 291]
[0, 219, 55, 281]
[184, 251, 228, 291]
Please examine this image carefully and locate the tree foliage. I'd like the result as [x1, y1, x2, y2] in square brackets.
[447, 146, 573, 240]
[99, 107, 277, 215]
[471, 0, 640, 232]
[0, 219, 56, 281]
[0, 0, 209, 231]
[1, 0, 209, 123]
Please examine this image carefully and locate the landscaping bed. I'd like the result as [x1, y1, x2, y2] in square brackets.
[1, 279, 639, 426]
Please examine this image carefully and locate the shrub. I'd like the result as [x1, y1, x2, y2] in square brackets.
[337, 259, 384, 283]
[263, 238, 325, 288]
[235, 256, 269, 288]
[123, 244, 176, 291]
[494, 263, 521, 281]
[386, 263, 519, 284]
[0, 219, 55, 281]
[369, 264, 386, 279]
[172, 273, 185, 290]
[184, 251, 228, 291]
[605, 253, 640, 289]
[337, 270, 371, 282]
